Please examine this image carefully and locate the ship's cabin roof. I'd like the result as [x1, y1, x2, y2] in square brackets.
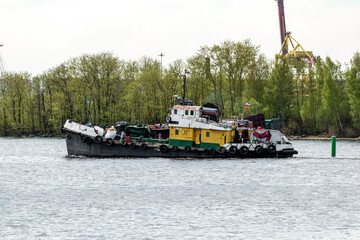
[172, 105, 202, 110]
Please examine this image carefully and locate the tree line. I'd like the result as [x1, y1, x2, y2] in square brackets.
[0, 40, 359, 137]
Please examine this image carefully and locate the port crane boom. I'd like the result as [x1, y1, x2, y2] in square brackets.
[277, 0, 287, 55]
[275, 0, 313, 63]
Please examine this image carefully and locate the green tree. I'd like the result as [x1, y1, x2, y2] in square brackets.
[187, 40, 260, 116]
[243, 54, 269, 106]
[346, 52, 360, 129]
[320, 57, 348, 133]
[300, 68, 318, 134]
[264, 58, 294, 121]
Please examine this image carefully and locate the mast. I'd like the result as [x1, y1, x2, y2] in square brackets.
[182, 69, 190, 102]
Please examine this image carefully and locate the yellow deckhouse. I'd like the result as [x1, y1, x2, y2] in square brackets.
[167, 105, 235, 150]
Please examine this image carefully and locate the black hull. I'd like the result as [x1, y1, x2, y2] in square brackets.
[65, 132, 297, 159]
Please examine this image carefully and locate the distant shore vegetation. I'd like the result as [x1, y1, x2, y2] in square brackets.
[0, 39, 360, 137]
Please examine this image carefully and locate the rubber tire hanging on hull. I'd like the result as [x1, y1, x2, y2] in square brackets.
[105, 138, 114, 146]
[219, 147, 226, 154]
[255, 145, 264, 154]
[267, 144, 276, 153]
[160, 145, 168, 153]
[229, 146, 237, 154]
[239, 146, 249, 155]
[94, 136, 103, 144]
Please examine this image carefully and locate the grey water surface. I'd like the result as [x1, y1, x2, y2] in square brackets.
[0, 137, 359, 239]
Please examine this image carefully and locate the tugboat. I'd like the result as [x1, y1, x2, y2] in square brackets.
[62, 101, 297, 158]
[62, 71, 297, 158]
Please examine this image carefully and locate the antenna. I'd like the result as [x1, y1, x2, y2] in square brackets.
[158, 53, 165, 74]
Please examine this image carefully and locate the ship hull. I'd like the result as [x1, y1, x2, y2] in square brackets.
[66, 131, 297, 159]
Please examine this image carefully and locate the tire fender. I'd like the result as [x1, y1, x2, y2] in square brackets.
[105, 138, 114, 146]
[239, 146, 249, 155]
[255, 145, 264, 154]
[94, 136, 103, 144]
[160, 145, 168, 153]
[229, 146, 237, 154]
[267, 144, 276, 153]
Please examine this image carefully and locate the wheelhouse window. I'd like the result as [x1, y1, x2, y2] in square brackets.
[206, 132, 210, 137]
[173, 109, 178, 115]
[175, 129, 179, 135]
[185, 110, 189, 115]
[190, 110, 194, 116]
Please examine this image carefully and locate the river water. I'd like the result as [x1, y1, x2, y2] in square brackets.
[0, 137, 359, 239]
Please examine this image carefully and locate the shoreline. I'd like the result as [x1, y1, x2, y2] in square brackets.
[0, 133, 64, 138]
[1, 134, 360, 141]
[288, 135, 360, 141]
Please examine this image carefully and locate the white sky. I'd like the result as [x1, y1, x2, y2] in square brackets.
[1, 0, 359, 75]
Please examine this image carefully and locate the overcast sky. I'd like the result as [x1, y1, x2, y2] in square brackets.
[1, 0, 359, 75]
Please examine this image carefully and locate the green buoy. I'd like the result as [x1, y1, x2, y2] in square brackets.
[331, 136, 336, 157]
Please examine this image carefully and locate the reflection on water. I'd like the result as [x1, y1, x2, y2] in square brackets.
[1, 138, 359, 239]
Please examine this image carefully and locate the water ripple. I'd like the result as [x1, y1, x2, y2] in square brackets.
[0, 138, 360, 239]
